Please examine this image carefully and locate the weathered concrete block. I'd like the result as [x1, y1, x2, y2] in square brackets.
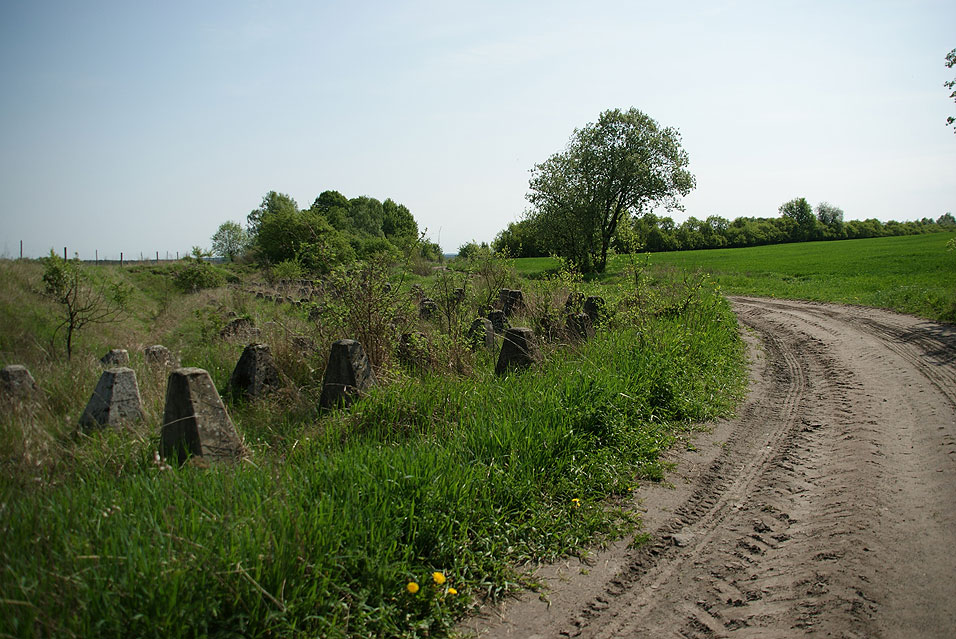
[495, 327, 541, 376]
[160, 367, 243, 465]
[488, 309, 509, 334]
[79, 367, 144, 430]
[419, 298, 438, 320]
[319, 339, 377, 409]
[538, 314, 561, 343]
[565, 292, 585, 314]
[397, 332, 430, 369]
[292, 335, 316, 357]
[467, 318, 495, 351]
[567, 312, 595, 341]
[0, 364, 38, 399]
[100, 349, 129, 366]
[584, 296, 607, 326]
[503, 289, 524, 317]
[144, 345, 174, 367]
[220, 317, 259, 340]
[228, 343, 280, 399]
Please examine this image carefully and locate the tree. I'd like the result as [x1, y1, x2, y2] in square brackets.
[41, 252, 130, 360]
[526, 107, 695, 272]
[945, 48, 955, 133]
[311, 190, 350, 230]
[246, 191, 299, 236]
[815, 202, 845, 239]
[779, 197, 817, 241]
[210, 221, 248, 261]
[347, 196, 385, 237]
[381, 199, 419, 246]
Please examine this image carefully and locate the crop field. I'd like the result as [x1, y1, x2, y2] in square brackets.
[516, 232, 956, 322]
[0, 256, 745, 638]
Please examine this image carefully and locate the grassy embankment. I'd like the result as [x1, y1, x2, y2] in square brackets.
[516, 232, 956, 322]
[0, 256, 745, 638]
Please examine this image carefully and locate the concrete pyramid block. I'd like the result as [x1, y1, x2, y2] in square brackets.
[228, 343, 280, 399]
[79, 367, 145, 430]
[584, 296, 607, 326]
[144, 345, 175, 367]
[160, 367, 243, 464]
[100, 349, 129, 366]
[495, 327, 542, 376]
[567, 312, 595, 341]
[319, 339, 376, 409]
[1, 364, 38, 399]
[488, 309, 509, 334]
[467, 318, 495, 351]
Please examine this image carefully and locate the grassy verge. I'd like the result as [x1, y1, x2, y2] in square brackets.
[0, 258, 744, 638]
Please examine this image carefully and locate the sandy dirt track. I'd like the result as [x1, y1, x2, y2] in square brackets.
[464, 297, 956, 638]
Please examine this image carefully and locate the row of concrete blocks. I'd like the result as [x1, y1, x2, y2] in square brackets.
[1, 325, 546, 466]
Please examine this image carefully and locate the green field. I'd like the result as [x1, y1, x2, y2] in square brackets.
[516, 232, 956, 322]
[0, 257, 745, 638]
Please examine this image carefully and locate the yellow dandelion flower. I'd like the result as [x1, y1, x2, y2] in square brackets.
[406, 582, 419, 594]
[432, 572, 446, 585]
[571, 498, 581, 508]
[448, 587, 458, 595]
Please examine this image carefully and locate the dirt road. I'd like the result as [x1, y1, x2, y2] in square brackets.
[465, 297, 956, 638]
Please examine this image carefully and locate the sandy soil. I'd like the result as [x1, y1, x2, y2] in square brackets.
[462, 297, 956, 638]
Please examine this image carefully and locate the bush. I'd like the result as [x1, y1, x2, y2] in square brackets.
[172, 258, 226, 293]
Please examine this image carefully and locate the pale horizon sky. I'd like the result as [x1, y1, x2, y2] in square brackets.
[1, 0, 954, 259]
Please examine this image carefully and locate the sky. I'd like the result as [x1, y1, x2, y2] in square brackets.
[1, 0, 954, 259]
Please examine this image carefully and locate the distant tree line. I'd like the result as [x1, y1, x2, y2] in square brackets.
[491, 200, 956, 258]
[211, 190, 441, 272]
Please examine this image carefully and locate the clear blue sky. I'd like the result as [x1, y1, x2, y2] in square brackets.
[1, 0, 954, 259]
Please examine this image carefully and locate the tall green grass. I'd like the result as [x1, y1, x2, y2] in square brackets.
[0, 259, 744, 638]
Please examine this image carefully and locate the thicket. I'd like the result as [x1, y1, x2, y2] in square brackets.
[0, 253, 745, 638]
[214, 190, 442, 276]
[493, 205, 956, 259]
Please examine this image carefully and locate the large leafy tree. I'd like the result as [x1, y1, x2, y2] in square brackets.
[246, 191, 298, 236]
[779, 197, 818, 241]
[382, 198, 418, 246]
[526, 107, 695, 272]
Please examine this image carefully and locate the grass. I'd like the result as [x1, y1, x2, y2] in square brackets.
[0, 256, 745, 638]
[514, 233, 956, 322]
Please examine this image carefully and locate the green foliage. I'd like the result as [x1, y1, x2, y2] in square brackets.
[172, 253, 226, 293]
[382, 198, 419, 245]
[945, 47, 955, 132]
[778, 197, 818, 241]
[455, 240, 487, 260]
[492, 219, 542, 258]
[271, 258, 304, 281]
[527, 107, 695, 272]
[815, 202, 845, 239]
[40, 251, 131, 359]
[210, 220, 249, 261]
[246, 190, 433, 274]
